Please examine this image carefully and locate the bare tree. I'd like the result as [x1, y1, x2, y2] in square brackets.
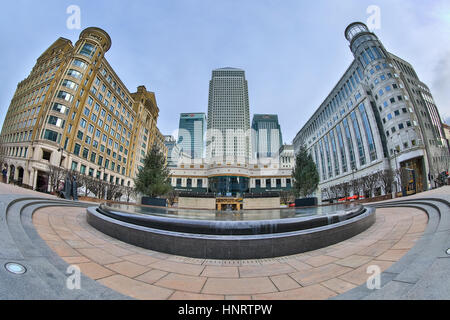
[47, 165, 67, 193]
[106, 183, 123, 201]
[336, 182, 351, 199]
[362, 173, 380, 198]
[329, 184, 340, 202]
[124, 186, 137, 203]
[166, 190, 179, 207]
[279, 190, 294, 205]
[84, 176, 103, 199]
[396, 168, 411, 195]
[378, 169, 395, 195]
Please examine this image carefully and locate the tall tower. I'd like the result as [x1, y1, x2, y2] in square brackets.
[178, 113, 206, 159]
[251, 114, 283, 159]
[206, 68, 251, 163]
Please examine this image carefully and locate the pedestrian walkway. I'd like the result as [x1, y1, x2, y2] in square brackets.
[1, 182, 448, 300]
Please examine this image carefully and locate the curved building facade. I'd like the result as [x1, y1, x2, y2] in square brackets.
[294, 22, 449, 201]
[0, 27, 167, 193]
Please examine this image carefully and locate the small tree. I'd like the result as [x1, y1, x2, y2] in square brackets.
[124, 186, 137, 203]
[48, 165, 67, 193]
[292, 146, 320, 198]
[280, 190, 294, 205]
[134, 145, 172, 198]
[378, 169, 395, 195]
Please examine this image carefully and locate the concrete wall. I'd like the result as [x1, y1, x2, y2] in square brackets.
[243, 197, 280, 210]
[178, 197, 216, 210]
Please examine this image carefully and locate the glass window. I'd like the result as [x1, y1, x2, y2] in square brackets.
[67, 69, 82, 79]
[73, 59, 87, 70]
[43, 129, 59, 142]
[350, 112, 366, 166]
[358, 103, 377, 162]
[62, 79, 78, 91]
[56, 91, 73, 102]
[52, 103, 69, 115]
[73, 143, 81, 156]
[80, 43, 96, 57]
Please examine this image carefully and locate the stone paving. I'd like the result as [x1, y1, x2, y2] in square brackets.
[31, 202, 428, 300]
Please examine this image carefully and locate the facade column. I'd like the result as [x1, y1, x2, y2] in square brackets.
[33, 169, 38, 190]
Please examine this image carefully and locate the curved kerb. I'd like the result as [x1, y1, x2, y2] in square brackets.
[333, 197, 450, 300]
[0, 195, 131, 300]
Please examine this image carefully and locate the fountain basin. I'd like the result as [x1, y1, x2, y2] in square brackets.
[86, 204, 375, 259]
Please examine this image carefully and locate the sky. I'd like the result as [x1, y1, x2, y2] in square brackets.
[0, 0, 449, 144]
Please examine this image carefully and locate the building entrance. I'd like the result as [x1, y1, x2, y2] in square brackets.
[216, 197, 242, 211]
[36, 171, 49, 193]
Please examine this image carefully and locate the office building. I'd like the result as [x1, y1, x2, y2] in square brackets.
[252, 114, 283, 160]
[0, 27, 167, 192]
[293, 22, 449, 200]
[206, 68, 251, 163]
[177, 113, 206, 159]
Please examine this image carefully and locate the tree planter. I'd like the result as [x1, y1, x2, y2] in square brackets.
[295, 197, 318, 207]
[142, 197, 167, 207]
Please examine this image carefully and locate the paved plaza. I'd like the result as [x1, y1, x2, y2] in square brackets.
[0, 183, 449, 300]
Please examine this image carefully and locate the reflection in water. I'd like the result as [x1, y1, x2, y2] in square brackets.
[104, 203, 359, 222]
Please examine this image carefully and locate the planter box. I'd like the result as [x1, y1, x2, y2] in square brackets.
[295, 197, 318, 207]
[142, 197, 167, 207]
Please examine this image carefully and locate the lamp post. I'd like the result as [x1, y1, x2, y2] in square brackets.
[351, 165, 357, 197]
[57, 148, 64, 167]
[394, 149, 400, 194]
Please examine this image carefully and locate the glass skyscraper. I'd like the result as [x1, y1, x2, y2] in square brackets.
[177, 113, 206, 159]
[206, 68, 251, 163]
[252, 114, 283, 159]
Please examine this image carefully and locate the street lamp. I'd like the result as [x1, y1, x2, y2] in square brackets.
[393, 149, 400, 194]
[57, 148, 64, 167]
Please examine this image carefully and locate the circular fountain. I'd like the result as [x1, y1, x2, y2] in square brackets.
[86, 203, 375, 259]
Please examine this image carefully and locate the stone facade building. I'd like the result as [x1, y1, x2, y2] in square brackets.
[293, 22, 449, 201]
[0, 27, 166, 192]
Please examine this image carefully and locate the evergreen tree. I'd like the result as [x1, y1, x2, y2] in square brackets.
[134, 145, 172, 198]
[292, 145, 320, 198]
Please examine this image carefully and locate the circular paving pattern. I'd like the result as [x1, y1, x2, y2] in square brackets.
[32, 205, 428, 300]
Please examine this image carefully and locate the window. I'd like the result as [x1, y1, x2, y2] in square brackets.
[80, 165, 86, 175]
[73, 59, 87, 70]
[71, 161, 78, 171]
[399, 123, 404, 130]
[67, 69, 82, 79]
[80, 118, 87, 128]
[62, 79, 78, 91]
[82, 148, 89, 159]
[48, 116, 64, 128]
[73, 143, 81, 156]
[56, 91, 73, 102]
[77, 130, 83, 140]
[42, 150, 51, 161]
[80, 43, 96, 57]
[52, 103, 68, 115]
[43, 129, 59, 142]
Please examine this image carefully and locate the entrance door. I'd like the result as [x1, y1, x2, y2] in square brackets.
[17, 167, 24, 186]
[36, 171, 49, 193]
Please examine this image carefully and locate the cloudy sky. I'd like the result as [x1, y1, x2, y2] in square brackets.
[0, 0, 449, 143]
